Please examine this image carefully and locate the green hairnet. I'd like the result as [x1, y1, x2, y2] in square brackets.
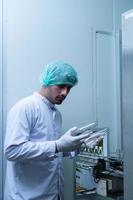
[40, 61, 78, 87]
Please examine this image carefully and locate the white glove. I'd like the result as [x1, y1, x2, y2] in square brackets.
[56, 127, 91, 152]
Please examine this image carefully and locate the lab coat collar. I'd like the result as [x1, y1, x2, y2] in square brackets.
[34, 92, 55, 109]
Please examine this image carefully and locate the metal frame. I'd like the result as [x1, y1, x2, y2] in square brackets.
[91, 28, 122, 153]
[92, 28, 115, 123]
[122, 9, 133, 200]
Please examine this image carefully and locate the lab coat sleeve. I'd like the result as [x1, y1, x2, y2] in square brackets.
[4, 102, 56, 161]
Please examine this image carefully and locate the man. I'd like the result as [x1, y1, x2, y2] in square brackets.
[4, 61, 102, 200]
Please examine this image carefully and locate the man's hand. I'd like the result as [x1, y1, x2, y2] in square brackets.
[56, 127, 91, 152]
[82, 128, 108, 148]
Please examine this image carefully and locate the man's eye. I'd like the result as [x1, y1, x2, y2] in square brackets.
[58, 85, 64, 89]
[58, 85, 72, 90]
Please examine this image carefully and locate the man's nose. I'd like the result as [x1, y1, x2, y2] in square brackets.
[61, 88, 69, 96]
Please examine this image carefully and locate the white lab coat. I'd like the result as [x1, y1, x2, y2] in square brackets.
[4, 92, 64, 200]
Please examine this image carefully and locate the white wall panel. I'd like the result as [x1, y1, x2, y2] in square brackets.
[6, 0, 113, 111]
